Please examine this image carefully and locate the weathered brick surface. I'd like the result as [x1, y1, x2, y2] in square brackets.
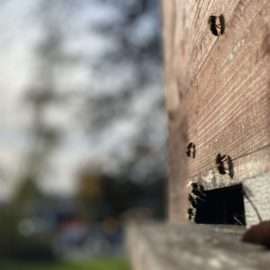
[244, 174, 270, 226]
[127, 223, 270, 270]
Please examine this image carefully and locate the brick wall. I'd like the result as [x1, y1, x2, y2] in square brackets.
[162, 0, 270, 224]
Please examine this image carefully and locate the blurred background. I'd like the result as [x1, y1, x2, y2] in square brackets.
[0, 0, 166, 269]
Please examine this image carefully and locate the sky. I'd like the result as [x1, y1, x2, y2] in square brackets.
[0, 0, 166, 199]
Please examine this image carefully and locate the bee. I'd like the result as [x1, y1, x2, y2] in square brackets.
[216, 153, 234, 178]
[187, 183, 206, 222]
[208, 15, 225, 36]
[187, 207, 195, 221]
[186, 142, 196, 158]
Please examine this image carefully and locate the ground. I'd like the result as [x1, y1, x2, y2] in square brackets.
[0, 258, 130, 270]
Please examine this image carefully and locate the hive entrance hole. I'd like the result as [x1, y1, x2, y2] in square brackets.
[193, 184, 246, 225]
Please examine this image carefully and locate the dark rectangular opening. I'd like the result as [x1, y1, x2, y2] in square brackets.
[195, 184, 246, 225]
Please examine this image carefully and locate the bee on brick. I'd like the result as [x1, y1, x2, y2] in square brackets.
[216, 153, 234, 178]
[186, 142, 196, 158]
[208, 15, 225, 36]
[188, 183, 206, 221]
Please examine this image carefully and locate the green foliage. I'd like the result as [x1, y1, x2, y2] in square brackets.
[12, 175, 43, 209]
[0, 207, 55, 261]
[0, 258, 130, 270]
[77, 170, 165, 221]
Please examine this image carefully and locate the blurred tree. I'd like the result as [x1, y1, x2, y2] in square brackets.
[17, 1, 74, 199]
[79, 0, 166, 182]
[12, 176, 42, 212]
[76, 166, 109, 221]
[0, 205, 55, 261]
[4, 0, 165, 198]
[78, 174, 104, 202]
[76, 165, 165, 221]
